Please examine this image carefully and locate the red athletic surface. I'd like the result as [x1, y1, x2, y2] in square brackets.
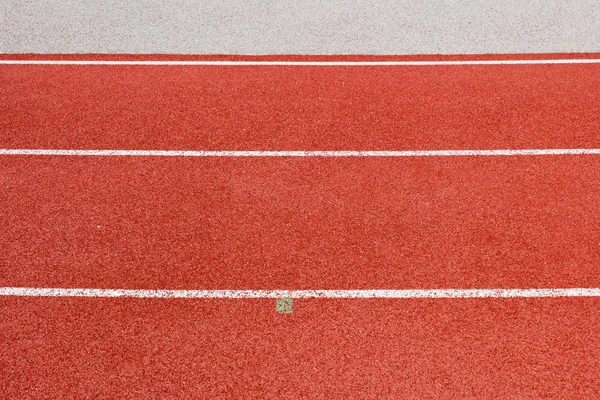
[2, 55, 600, 397]
[3, 156, 600, 290]
[2, 56, 600, 151]
[2, 298, 599, 398]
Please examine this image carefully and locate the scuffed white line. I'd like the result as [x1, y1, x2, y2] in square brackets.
[2, 149, 600, 157]
[1, 287, 599, 299]
[1, 59, 600, 66]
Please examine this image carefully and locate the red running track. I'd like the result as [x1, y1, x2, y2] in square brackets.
[2, 54, 600, 397]
[2, 297, 599, 398]
[2, 156, 600, 290]
[2, 55, 600, 151]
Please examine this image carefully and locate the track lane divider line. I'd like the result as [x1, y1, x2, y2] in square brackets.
[3, 149, 600, 157]
[1, 287, 600, 299]
[1, 59, 600, 66]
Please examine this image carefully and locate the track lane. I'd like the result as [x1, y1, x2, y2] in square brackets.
[2, 57, 600, 152]
[2, 155, 599, 290]
[1, 297, 599, 398]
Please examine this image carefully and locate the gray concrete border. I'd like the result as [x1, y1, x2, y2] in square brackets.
[1, 0, 599, 54]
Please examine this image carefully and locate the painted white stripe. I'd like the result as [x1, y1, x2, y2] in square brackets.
[2, 149, 600, 157]
[1, 59, 600, 66]
[1, 287, 599, 299]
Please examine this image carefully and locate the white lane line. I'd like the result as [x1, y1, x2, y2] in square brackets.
[1, 287, 599, 299]
[1, 59, 600, 66]
[2, 149, 600, 157]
